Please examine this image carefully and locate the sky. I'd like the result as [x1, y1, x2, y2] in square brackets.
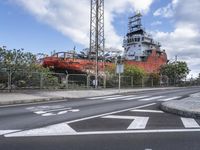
[0, 0, 199, 78]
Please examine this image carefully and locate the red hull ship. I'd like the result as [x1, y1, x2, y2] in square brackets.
[42, 13, 167, 74]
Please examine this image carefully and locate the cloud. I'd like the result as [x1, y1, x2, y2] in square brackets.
[11, 0, 153, 50]
[151, 21, 162, 26]
[153, 0, 200, 77]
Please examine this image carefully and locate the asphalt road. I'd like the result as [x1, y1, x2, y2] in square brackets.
[1, 87, 200, 150]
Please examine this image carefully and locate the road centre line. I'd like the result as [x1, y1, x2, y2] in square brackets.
[88, 95, 122, 100]
[181, 118, 200, 128]
[65, 103, 156, 124]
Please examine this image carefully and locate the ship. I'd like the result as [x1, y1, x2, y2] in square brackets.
[42, 12, 167, 74]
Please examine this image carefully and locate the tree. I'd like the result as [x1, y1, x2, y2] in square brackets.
[160, 61, 190, 84]
[0, 47, 60, 89]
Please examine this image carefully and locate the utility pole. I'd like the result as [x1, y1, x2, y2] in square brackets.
[89, 0, 105, 89]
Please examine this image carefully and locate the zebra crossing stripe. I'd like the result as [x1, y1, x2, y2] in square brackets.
[139, 96, 165, 101]
[104, 95, 136, 100]
[88, 95, 122, 100]
[123, 96, 149, 101]
[157, 97, 180, 102]
[181, 118, 200, 128]
[130, 109, 164, 113]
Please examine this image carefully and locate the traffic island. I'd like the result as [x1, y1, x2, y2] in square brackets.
[160, 93, 200, 118]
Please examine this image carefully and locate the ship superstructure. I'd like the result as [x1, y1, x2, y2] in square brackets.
[123, 12, 162, 61]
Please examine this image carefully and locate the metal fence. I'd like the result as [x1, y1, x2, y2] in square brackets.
[0, 70, 199, 92]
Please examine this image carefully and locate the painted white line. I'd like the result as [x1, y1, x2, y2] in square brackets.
[130, 109, 164, 113]
[157, 97, 180, 102]
[123, 96, 149, 101]
[6, 128, 200, 137]
[66, 103, 156, 124]
[181, 118, 200, 128]
[127, 117, 149, 129]
[0, 130, 20, 135]
[139, 96, 165, 101]
[88, 95, 122, 100]
[104, 95, 136, 100]
[5, 123, 76, 137]
[102, 115, 136, 120]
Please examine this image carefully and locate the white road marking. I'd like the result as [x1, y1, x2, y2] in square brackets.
[6, 128, 200, 137]
[127, 117, 149, 129]
[104, 95, 136, 100]
[0, 130, 20, 135]
[35, 107, 72, 114]
[102, 115, 149, 129]
[88, 95, 122, 100]
[5, 123, 76, 137]
[66, 103, 156, 124]
[130, 109, 164, 113]
[122, 96, 149, 100]
[157, 96, 180, 102]
[139, 96, 165, 101]
[181, 118, 200, 128]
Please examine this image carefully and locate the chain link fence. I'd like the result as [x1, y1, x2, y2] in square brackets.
[0, 70, 198, 92]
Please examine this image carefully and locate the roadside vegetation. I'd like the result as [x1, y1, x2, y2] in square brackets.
[0, 47, 60, 89]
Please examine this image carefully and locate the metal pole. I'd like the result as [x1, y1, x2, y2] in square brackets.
[118, 73, 121, 93]
[95, 0, 99, 89]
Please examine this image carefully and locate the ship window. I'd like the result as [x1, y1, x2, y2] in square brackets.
[138, 38, 140, 42]
[139, 45, 141, 47]
[135, 56, 139, 60]
[142, 37, 144, 41]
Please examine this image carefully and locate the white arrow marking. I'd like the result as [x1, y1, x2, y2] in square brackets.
[102, 115, 149, 129]
[0, 130, 20, 135]
[5, 123, 76, 137]
[181, 118, 200, 128]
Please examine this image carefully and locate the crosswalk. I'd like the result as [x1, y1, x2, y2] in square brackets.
[87, 94, 181, 102]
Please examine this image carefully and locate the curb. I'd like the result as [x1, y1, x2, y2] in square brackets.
[0, 97, 67, 106]
[160, 102, 200, 119]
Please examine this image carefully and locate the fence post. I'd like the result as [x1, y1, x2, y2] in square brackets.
[8, 70, 12, 92]
[103, 75, 106, 89]
[151, 77, 154, 87]
[40, 73, 43, 89]
[66, 74, 69, 89]
[131, 76, 133, 88]
[141, 77, 144, 88]
[87, 75, 90, 89]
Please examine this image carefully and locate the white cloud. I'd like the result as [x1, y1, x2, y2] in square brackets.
[153, 0, 200, 77]
[151, 21, 162, 26]
[11, 0, 153, 50]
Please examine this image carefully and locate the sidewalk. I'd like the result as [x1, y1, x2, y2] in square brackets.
[161, 93, 200, 118]
[0, 87, 177, 105]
